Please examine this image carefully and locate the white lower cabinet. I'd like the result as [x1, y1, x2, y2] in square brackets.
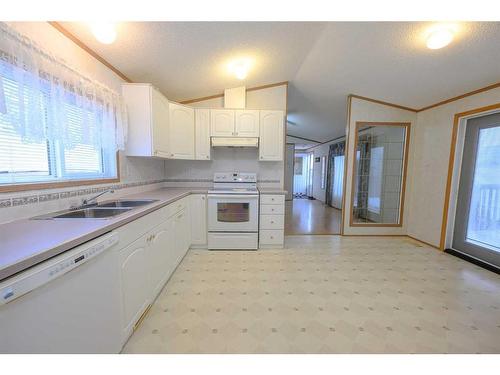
[118, 196, 193, 343]
[119, 235, 150, 337]
[148, 218, 175, 298]
[189, 194, 207, 247]
[259, 194, 285, 248]
[173, 207, 190, 264]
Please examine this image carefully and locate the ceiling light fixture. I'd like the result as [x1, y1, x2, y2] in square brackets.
[89, 22, 117, 44]
[426, 24, 456, 50]
[228, 58, 252, 80]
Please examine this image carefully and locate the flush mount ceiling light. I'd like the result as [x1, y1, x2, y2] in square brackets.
[425, 24, 457, 49]
[89, 22, 117, 44]
[228, 58, 253, 80]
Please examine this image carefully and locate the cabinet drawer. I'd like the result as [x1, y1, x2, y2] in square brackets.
[260, 195, 285, 205]
[259, 229, 284, 245]
[165, 197, 188, 218]
[260, 204, 284, 215]
[260, 214, 284, 229]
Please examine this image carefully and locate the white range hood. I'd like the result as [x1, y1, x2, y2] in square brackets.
[211, 137, 259, 147]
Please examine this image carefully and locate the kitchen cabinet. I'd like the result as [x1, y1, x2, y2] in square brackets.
[173, 207, 190, 266]
[259, 110, 284, 161]
[259, 194, 285, 248]
[168, 103, 195, 159]
[122, 84, 170, 158]
[210, 109, 235, 136]
[119, 235, 150, 336]
[189, 194, 207, 247]
[148, 218, 175, 298]
[235, 110, 260, 137]
[211, 109, 260, 137]
[195, 109, 211, 160]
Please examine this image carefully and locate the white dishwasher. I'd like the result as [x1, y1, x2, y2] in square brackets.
[0, 232, 122, 353]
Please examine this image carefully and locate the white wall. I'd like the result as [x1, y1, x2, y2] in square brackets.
[407, 87, 500, 247]
[0, 22, 166, 223]
[343, 97, 417, 235]
[165, 84, 288, 189]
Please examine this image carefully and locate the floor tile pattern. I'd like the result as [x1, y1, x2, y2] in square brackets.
[122, 236, 500, 353]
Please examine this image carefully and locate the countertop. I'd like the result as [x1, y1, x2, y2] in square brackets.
[0, 188, 207, 282]
[258, 188, 288, 195]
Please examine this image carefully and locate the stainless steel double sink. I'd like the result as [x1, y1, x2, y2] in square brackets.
[33, 199, 159, 220]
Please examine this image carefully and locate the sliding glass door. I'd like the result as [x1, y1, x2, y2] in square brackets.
[453, 113, 500, 268]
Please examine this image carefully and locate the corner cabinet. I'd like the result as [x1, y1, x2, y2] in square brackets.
[168, 103, 195, 159]
[195, 109, 211, 160]
[259, 110, 284, 161]
[122, 84, 170, 158]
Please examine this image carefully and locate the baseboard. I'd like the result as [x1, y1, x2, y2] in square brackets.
[406, 235, 441, 250]
[445, 248, 500, 275]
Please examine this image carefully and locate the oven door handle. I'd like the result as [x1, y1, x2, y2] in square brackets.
[208, 194, 259, 199]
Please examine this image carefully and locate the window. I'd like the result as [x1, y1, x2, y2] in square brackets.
[0, 22, 125, 190]
[320, 156, 327, 189]
[367, 146, 384, 213]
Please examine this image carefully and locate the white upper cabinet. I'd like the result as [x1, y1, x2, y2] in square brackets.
[259, 110, 284, 161]
[122, 84, 170, 158]
[168, 103, 195, 159]
[195, 109, 211, 160]
[210, 109, 235, 136]
[235, 110, 260, 137]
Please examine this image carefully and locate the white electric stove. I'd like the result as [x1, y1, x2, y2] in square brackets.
[207, 173, 259, 250]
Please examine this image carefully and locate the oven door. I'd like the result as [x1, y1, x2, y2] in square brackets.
[208, 194, 259, 232]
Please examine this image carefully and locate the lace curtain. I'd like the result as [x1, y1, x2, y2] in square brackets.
[0, 22, 127, 151]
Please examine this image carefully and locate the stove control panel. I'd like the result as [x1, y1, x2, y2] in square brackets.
[213, 172, 257, 183]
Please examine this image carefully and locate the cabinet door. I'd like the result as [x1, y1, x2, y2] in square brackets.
[235, 110, 259, 137]
[210, 109, 235, 136]
[259, 110, 284, 161]
[195, 109, 211, 160]
[173, 208, 190, 267]
[189, 194, 207, 246]
[119, 235, 150, 336]
[148, 218, 174, 298]
[151, 88, 170, 157]
[169, 103, 195, 159]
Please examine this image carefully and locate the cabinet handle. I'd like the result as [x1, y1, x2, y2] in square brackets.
[270, 236, 274, 239]
[206, 155, 209, 159]
[201, 196, 205, 200]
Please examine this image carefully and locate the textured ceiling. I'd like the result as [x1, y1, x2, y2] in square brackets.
[60, 21, 500, 142]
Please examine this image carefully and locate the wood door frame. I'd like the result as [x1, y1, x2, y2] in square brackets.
[439, 102, 500, 249]
[349, 121, 411, 228]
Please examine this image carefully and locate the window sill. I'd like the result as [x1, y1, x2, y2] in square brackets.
[0, 177, 120, 193]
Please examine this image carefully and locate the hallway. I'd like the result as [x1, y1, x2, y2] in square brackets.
[285, 199, 342, 235]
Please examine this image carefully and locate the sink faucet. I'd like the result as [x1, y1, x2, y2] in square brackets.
[81, 189, 115, 207]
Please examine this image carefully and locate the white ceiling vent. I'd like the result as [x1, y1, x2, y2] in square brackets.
[224, 86, 246, 109]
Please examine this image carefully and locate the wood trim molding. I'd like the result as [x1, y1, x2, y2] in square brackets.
[180, 81, 289, 105]
[48, 22, 132, 83]
[407, 235, 440, 250]
[0, 152, 120, 193]
[349, 94, 418, 112]
[286, 134, 321, 144]
[348, 121, 411, 228]
[439, 102, 500, 250]
[340, 96, 352, 235]
[351, 81, 500, 114]
[418, 82, 500, 112]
